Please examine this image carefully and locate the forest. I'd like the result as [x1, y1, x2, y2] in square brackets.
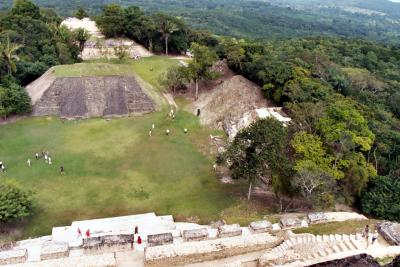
[2, 0, 400, 42]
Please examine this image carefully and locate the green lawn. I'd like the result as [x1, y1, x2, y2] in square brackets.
[53, 56, 179, 91]
[0, 110, 247, 239]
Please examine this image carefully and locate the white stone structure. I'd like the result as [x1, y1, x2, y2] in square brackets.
[61, 17, 104, 38]
[1, 211, 399, 267]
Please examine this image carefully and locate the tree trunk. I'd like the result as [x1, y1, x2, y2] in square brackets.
[165, 35, 169, 56]
[195, 79, 199, 100]
[148, 39, 153, 52]
[247, 181, 252, 201]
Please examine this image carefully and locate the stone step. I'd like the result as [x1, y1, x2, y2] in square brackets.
[338, 242, 348, 252]
[332, 244, 342, 253]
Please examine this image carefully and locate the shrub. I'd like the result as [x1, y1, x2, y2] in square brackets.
[0, 181, 34, 224]
[361, 175, 400, 221]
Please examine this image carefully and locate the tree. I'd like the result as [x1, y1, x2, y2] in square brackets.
[187, 42, 218, 99]
[0, 83, 31, 118]
[317, 98, 375, 152]
[160, 65, 189, 93]
[222, 118, 291, 200]
[10, 0, 41, 19]
[0, 181, 34, 224]
[361, 175, 400, 221]
[97, 4, 124, 38]
[75, 7, 88, 19]
[73, 28, 90, 54]
[113, 46, 128, 62]
[154, 13, 179, 56]
[0, 36, 23, 75]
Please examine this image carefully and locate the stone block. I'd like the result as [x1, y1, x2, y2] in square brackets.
[147, 233, 173, 247]
[40, 242, 69, 261]
[249, 220, 272, 233]
[218, 224, 242, 238]
[83, 234, 132, 254]
[0, 249, 27, 265]
[280, 216, 302, 229]
[307, 212, 328, 224]
[182, 228, 209, 241]
[377, 221, 400, 246]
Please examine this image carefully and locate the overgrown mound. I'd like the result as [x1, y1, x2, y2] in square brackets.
[32, 76, 155, 118]
[193, 75, 272, 128]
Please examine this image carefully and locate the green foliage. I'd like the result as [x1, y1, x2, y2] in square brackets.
[159, 65, 189, 93]
[96, 4, 125, 38]
[222, 118, 292, 199]
[317, 99, 375, 152]
[113, 46, 128, 62]
[0, 83, 31, 118]
[75, 7, 88, 19]
[73, 28, 90, 53]
[361, 175, 400, 221]
[0, 181, 34, 224]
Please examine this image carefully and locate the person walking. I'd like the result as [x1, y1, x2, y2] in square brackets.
[134, 226, 139, 235]
[77, 228, 82, 238]
[166, 129, 170, 136]
[149, 130, 152, 137]
[60, 166, 65, 175]
[48, 157, 52, 165]
[27, 159, 31, 167]
[137, 236, 142, 245]
[85, 229, 90, 239]
[35, 153, 39, 160]
[152, 123, 155, 130]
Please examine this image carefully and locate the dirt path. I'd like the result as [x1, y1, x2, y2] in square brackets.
[163, 93, 178, 111]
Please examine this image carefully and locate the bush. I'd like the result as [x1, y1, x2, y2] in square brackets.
[361, 175, 400, 221]
[0, 83, 32, 117]
[0, 181, 34, 224]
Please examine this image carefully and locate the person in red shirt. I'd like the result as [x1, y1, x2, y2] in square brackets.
[85, 229, 90, 238]
[137, 236, 142, 244]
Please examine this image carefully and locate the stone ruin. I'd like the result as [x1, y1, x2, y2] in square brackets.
[2, 211, 400, 267]
[0, 249, 27, 265]
[32, 76, 155, 119]
[377, 221, 400, 245]
[147, 233, 174, 247]
[40, 242, 69, 261]
[218, 224, 242, 238]
[308, 212, 328, 225]
[182, 228, 209, 241]
[250, 220, 273, 233]
[83, 234, 133, 254]
[280, 215, 303, 229]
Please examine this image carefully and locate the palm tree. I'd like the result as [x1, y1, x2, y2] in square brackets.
[74, 28, 91, 54]
[0, 36, 23, 75]
[155, 14, 178, 56]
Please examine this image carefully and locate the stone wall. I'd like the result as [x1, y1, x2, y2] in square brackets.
[33, 76, 155, 118]
[0, 249, 27, 265]
[83, 234, 133, 255]
[145, 233, 281, 267]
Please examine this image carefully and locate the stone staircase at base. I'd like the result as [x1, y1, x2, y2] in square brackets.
[259, 233, 368, 266]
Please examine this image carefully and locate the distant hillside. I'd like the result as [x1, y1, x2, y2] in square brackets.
[2, 0, 400, 42]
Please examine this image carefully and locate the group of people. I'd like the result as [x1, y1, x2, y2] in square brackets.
[148, 108, 189, 137]
[33, 150, 53, 165]
[76, 225, 142, 248]
[363, 224, 378, 246]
